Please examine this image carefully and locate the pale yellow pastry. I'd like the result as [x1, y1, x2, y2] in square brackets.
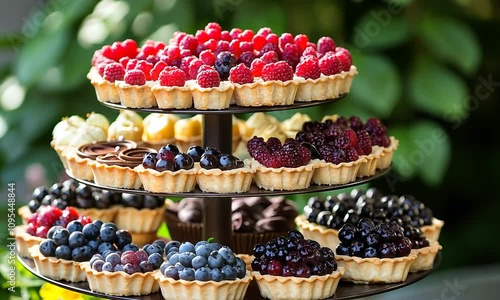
[134, 165, 197, 193]
[85, 112, 110, 134]
[18, 205, 32, 225]
[311, 157, 366, 185]
[29, 245, 87, 282]
[372, 136, 399, 170]
[252, 269, 344, 300]
[421, 218, 445, 242]
[88, 67, 121, 103]
[142, 113, 179, 146]
[75, 206, 119, 223]
[232, 116, 242, 152]
[336, 252, 417, 283]
[294, 215, 340, 250]
[15, 226, 44, 258]
[356, 152, 382, 178]
[195, 164, 254, 194]
[151, 82, 193, 109]
[245, 112, 280, 131]
[232, 78, 299, 107]
[251, 160, 316, 191]
[154, 271, 252, 300]
[107, 111, 144, 142]
[410, 241, 442, 273]
[174, 117, 202, 152]
[281, 112, 311, 139]
[117, 81, 157, 108]
[189, 81, 234, 110]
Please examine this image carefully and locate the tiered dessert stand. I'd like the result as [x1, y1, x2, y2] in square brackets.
[19, 95, 441, 299]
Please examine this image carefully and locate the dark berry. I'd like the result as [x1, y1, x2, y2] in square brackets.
[121, 193, 144, 209]
[39, 239, 57, 257]
[174, 153, 194, 170]
[55, 245, 72, 260]
[52, 228, 70, 246]
[116, 230, 132, 249]
[214, 51, 236, 80]
[142, 153, 157, 169]
[186, 146, 205, 162]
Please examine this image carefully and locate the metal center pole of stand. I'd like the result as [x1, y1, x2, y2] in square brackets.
[201, 114, 233, 247]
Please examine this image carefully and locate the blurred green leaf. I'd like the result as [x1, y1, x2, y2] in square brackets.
[418, 16, 481, 75]
[352, 15, 411, 51]
[408, 60, 468, 121]
[389, 126, 417, 180]
[55, 0, 99, 26]
[14, 28, 70, 87]
[349, 53, 401, 117]
[233, 1, 285, 33]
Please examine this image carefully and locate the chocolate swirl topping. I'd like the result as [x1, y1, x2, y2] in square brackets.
[96, 147, 157, 168]
[77, 140, 137, 160]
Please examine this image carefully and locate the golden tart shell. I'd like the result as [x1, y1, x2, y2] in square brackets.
[15, 226, 44, 258]
[117, 81, 157, 108]
[18, 205, 32, 225]
[311, 157, 366, 185]
[29, 245, 87, 282]
[88, 68, 121, 103]
[232, 79, 299, 107]
[114, 200, 168, 234]
[252, 269, 344, 300]
[88, 160, 142, 189]
[189, 81, 234, 110]
[80, 262, 159, 296]
[250, 159, 316, 191]
[151, 83, 193, 109]
[75, 206, 119, 223]
[294, 215, 340, 250]
[372, 137, 399, 170]
[65, 150, 94, 181]
[50, 141, 70, 170]
[336, 252, 417, 284]
[421, 218, 444, 242]
[410, 241, 442, 272]
[195, 165, 254, 194]
[134, 165, 197, 193]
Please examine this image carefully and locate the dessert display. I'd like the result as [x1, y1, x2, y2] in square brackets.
[334, 219, 417, 283]
[135, 144, 197, 193]
[247, 137, 315, 191]
[155, 240, 252, 300]
[151, 66, 193, 109]
[80, 240, 166, 295]
[164, 196, 298, 255]
[295, 188, 444, 250]
[117, 59, 157, 108]
[251, 230, 344, 300]
[189, 62, 235, 110]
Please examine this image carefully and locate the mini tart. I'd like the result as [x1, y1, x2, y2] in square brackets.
[80, 262, 159, 296]
[252, 269, 344, 300]
[250, 160, 316, 191]
[372, 136, 399, 170]
[29, 245, 86, 282]
[294, 215, 340, 250]
[195, 165, 254, 194]
[18, 205, 32, 225]
[75, 206, 119, 223]
[154, 271, 252, 300]
[134, 165, 197, 193]
[236, 254, 254, 271]
[335, 252, 417, 284]
[88, 68, 121, 103]
[15, 226, 44, 258]
[114, 200, 168, 234]
[189, 81, 234, 110]
[151, 82, 193, 109]
[421, 218, 444, 242]
[50, 141, 70, 170]
[356, 152, 382, 178]
[117, 81, 157, 108]
[174, 117, 202, 152]
[410, 241, 442, 273]
[311, 157, 366, 185]
[232, 79, 299, 107]
[142, 114, 179, 146]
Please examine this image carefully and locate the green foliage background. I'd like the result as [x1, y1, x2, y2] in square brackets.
[1, 0, 499, 298]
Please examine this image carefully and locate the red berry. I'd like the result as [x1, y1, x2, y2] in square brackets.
[317, 37, 336, 55]
[195, 29, 209, 43]
[261, 51, 279, 64]
[200, 49, 216, 66]
[135, 61, 153, 80]
[206, 28, 221, 41]
[204, 39, 218, 52]
[79, 216, 92, 226]
[343, 129, 358, 148]
[239, 29, 254, 42]
[62, 207, 79, 223]
[306, 42, 317, 50]
[167, 45, 181, 60]
[122, 39, 138, 58]
[126, 59, 139, 71]
[215, 40, 230, 56]
[125, 69, 146, 85]
[28, 213, 39, 227]
[197, 69, 220, 88]
[230, 28, 242, 40]
[261, 61, 294, 82]
[279, 33, 294, 51]
[302, 46, 318, 58]
[319, 53, 342, 75]
[266, 33, 279, 45]
[103, 63, 125, 82]
[205, 22, 222, 33]
[26, 223, 36, 236]
[295, 56, 321, 79]
[259, 43, 281, 58]
[180, 49, 192, 58]
[267, 260, 283, 276]
[119, 57, 130, 69]
[220, 30, 231, 41]
[256, 27, 272, 37]
[299, 146, 312, 165]
[198, 64, 215, 73]
[229, 63, 254, 84]
[179, 34, 198, 54]
[283, 43, 301, 70]
[141, 43, 156, 56]
[252, 35, 267, 51]
[250, 59, 266, 77]
[294, 34, 309, 51]
[357, 130, 372, 155]
[345, 147, 359, 162]
[237, 51, 255, 68]
[188, 58, 204, 80]
[159, 68, 186, 87]
[121, 252, 139, 266]
[266, 137, 282, 152]
[36, 226, 49, 238]
[180, 56, 196, 76]
[335, 47, 352, 72]
[110, 41, 127, 61]
[228, 39, 241, 58]
[150, 61, 167, 81]
[260, 153, 282, 168]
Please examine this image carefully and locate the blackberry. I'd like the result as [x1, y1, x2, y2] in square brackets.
[356, 130, 373, 155]
[345, 147, 359, 162]
[247, 136, 265, 156]
[266, 137, 282, 152]
[334, 135, 350, 150]
[348, 116, 364, 131]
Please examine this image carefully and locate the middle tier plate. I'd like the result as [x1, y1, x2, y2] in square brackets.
[100, 94, 345, 114]
[66, 167, 389, 198]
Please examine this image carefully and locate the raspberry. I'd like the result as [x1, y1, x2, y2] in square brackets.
[239, 29, 254, 42]
[230, 28, 242, 39]
[159, 68, 186, 87]
[205, 22, 222, 33]
[335, 47, 352, 72]
[302, 46, 318, 58]
[198, 64, 215, 73]
[237, 51, 256, 68]
[247, 136, 265, 156]
[306, 42, 317, 50]
[252, 35, 267, 51]
[319, 53, 342, 76]
[220, 30, 231, 41]
[119, 56, 130, 69]
[103, 63, 125, 82]
[195, 43, 207, 56]
[38, 206, 62, 226]
[261, 51, 279, 64]
[125, 58, 139, 71]
[334, 135, 350, 150]
[279, 33, 294, 51]
[299, 146, 312, 164]
[335, 116, 349, 128]
[259, 43, 281, 59]
[101, 45, 113, 60]
[295, 57, 321, 79]
[257, 27, 272, 37]
[239, 41, 253, 53]
[317, 37, 336, 55]
[309, 133, 325, 148]
[357, 130, 372, 155]
[365, 123, 387, 137]
[188, 58, 204, 80]
[36, 226, 49, 238]
[260, 153, 282, 168]
[266, 137, 282, 152]
[282, 43, 301, 70]
[348, 116, 364, 131]
[371, 135, 390, 147]
[197, 69, 220, 88]
[167, 45, 181, 59]
[61, 207, 79, 224]
[277, 146, 303, 168]
[215, 40, 230, 56]
[261, 61, 294, 82]
[179, 34, 198, 54]
[145, 54, 159, 65]
[199, 49, 216, 66]
[26, 223, 36, 236]
[294, 34, 309, 51]
[345, 147, 359, 162]
[135, 61, 153, 80]
[206, 28, 221, 41]
[266, 33, 279, 45]
[97, 63, 107, 76]
[250, 59, 266, 77]
[180, 49, 192, 58]
[343, 129, 358, 148]
[196, 29, 209, 43]
[28, 213, 39, 227]
[229, 63, 253, 84]
[125, 69, 146, 85]
[229, 39, 241, 57]
[150, 61, 167, 80]
[318, 144, 334, 161]
[180, 56, 196, 76]
[110, 41, 127, 61]
[204, 38, 218, 52]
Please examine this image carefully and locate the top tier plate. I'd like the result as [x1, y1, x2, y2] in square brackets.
[99, 95, 345, 115]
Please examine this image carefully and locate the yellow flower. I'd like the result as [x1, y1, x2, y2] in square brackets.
[39, 282, 84, 300]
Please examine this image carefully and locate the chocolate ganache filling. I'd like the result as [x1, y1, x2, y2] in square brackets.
[96, 147, 157, 168]
[77, 140, 137, 160]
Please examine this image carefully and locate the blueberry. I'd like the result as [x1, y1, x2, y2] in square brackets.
[148, 253, 163, 269]
[195, 241, 208, 250]
[144, 196, 162, 209]
[199, 153, 218, 169]
[152, 239, 167, 250]
[164, 266, 179, 279]
[71, 246, 93, 262]
[121, 193, 144, 209]
[114, 264, 124, 272]
[68, 231, 86, 248]
[179, 252, 196, 267]
[102, 262, 114, 272]
[90, 254, 103, 267]
[234, 258, 246, 278]
[166, 251, 177, 262]
[288, 230, 304, 240]
[179, 242, 195, 254]
[194, 266, 211, 281]
[179, 268, 196, 281]
[335, 243, 350, 256]
[116, 230, 132, 249]
[122, 243, 139, 252]
[33, 186, 49, 202]
[207, 251, 224, 269]
[76, 195, 95, 208]
[101, 249, 116, 259]
[218, 246, 236, 265]
[221, 264, 237, 280]
[214, 51, 236, 80]
[47, 226, 64, 240]
[49, 183, 64, 198]
[187, 146, 205, 162]
[98, 242, 117, 255]
[252, 244, 265, 257]
[92, 259, 105, 271]
[123, 263, 139, 275]
[99, 226, 118, 243]
[204, 147, 221, 157]
[191, 255, 208, 269]
[156, 159, 175, 172]
[142, 153, 157, 169]
[174, 153, 194, 170]
[93, 192, 111, 209]
[41, 194, 55, 207]
[160, 261, 170, 274]
[52, 228, 70, 246]
[82, 223, 99, 240]
[207, 243, 222, 252]
[76, 184, 92, 199]
[195, 245, 211, 258]
[28, 199, 41, 213]
[92, 220, 104, 230]
[139, 261, 154, 273]
[209, 267, 223, 282]
[165, 241, 180, 254]
[168, 253, 180, 265]
[218, 154, 240, 170]
[174, 262, 185, 272]
[157, 144, 179, 160]
[105, 252, 121, 267]
[101, 222, 118, 231]
[39, 239, 57, 257]
[144, 243, 163, 256]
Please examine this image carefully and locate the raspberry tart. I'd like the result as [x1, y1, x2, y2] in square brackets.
[189, 62, 234, 110]
[151, 66, 193, 109]
[251, 230, 344, 300]
[117, 68, 157, 108]
[247, 137, 315, 191]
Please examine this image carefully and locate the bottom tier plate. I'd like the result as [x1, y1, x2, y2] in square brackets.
[18, 252, 440, 300]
